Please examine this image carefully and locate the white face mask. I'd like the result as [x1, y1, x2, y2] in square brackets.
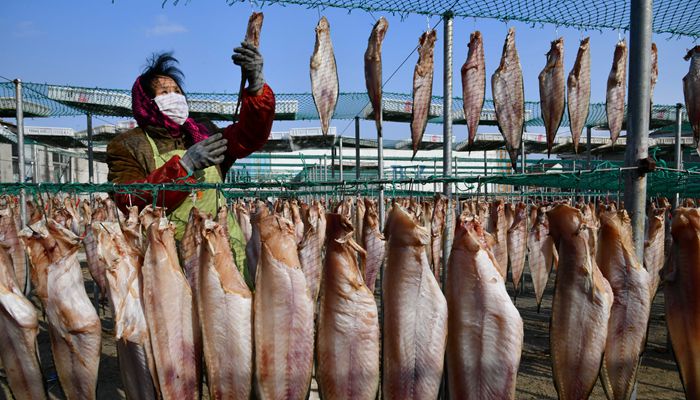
[154, 92, 189, 125]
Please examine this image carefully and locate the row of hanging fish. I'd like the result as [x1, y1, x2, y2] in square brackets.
[306, 12, 700, 165]
[1, 193, 698, 399]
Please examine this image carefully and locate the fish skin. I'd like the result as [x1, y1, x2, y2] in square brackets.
[298, 201, 324, 303]
[254, 212, 314, 400]
[527, 206, 555, 307]
[665, 207, 700, 398]
[291, 200, 305, 245]
[683, 46, 700, 154]
[355, 196, 366, 245]
[246, 201, 269, 286]
[539, 37, 566, 156]
[362, 198, 385, 293]
[0, 206, 27, 291]
[142, 218, 198, 400]
[492, 27, 525, 171]
[488, 200, 508, 279]
[507, 202, 528, 291]
[567, 39, 591, 154]
[547, 205, 613, 400]
[94, 221, 157, 400]
[446, 215, 523, 399]
[236, 203, 253, 244]
[245, 12, 263, 47]
[461, 31, 486, 149]
[383, 206, 447, 400]
[310, 16, 339, 136]
[364, 17, 389, 135]
[606, 40, 628, 144]
[317, 214, 380, 400]
[199, 219, 253, 400]
[410, 29, 437, 159]
[0, 245, 46, 400]
[179, 208, 206, 393]
[430, 195, 447, 283]
[644, 204, 666, 300]
[596, 211, 651, 400]
[23, 219, 102, 400]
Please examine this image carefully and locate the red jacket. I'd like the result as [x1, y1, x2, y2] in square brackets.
[106, 84, 275, 214]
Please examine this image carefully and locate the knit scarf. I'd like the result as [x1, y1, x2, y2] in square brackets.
[131, 76, 209, 143]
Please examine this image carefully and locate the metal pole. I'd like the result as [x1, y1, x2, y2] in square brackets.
[673, 104, 684, 209]
[440, 12, 454, 400]
[331, 142, 336, 180]
[339, 136, 344, 181]
[624, 0, 652, 262]
[32, 145, 39, 183]
[442, 12, 454, 285]
[355, 117, 361, 180]
[87, 113, 95, 184]
[520, 141, 526, 174]
[586, 126, 592, 170]
[483, 151, 488, 196]
[14, 79, 26, 226]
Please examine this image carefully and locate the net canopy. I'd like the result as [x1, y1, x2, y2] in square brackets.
[182, 0, 700, 38]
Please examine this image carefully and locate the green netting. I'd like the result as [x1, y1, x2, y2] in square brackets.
[0, 82, 689, 131]
[2, 163, 699, 198]
[202, 0, 700, 38]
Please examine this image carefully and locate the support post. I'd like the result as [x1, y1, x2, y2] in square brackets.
[442, 12, 454, 284]
[586, 126, 592, 170]
[14, 79, 26, 226]
[339, 135, 344, 181]
[355, 117, 361, 180]
[624, 0, 652, 261]
[331, 141, 336, 180]
[673, 103, 684, 209]
[87, 113, 95, 184]
[440, 12, 454, 400]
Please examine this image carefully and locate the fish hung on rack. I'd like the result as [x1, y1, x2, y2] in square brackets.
[234, 12, 264, 118]
[606, 39, 627, 145]
[364, 17, 389, 137]
[683, 46, 700, 155]
[539, 37, 565, 157]
[461, 30, 486, 149]
[567, 37, 591, 154]
[650, 42, 658, 109]
[310, 16, 339, 136]
[492, 27, 524, 171]
[410, 29, 437, 159]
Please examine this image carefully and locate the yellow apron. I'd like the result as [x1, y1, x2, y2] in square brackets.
[145, 133, 250, 285]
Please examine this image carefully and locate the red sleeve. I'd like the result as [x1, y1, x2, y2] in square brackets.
[113, 156, 197, 215]
[221, 84, 275, 162]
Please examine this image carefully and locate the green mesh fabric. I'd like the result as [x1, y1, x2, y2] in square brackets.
[177, 0, 700, 38]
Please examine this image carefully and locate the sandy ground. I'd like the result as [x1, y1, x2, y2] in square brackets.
[0, 264, 686, 400]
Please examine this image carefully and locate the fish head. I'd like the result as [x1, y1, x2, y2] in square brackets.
[326, 213, 355, 242]
[684, 45, 700, 61]
[372, 17, 389, 43]
[316, 16, 330, 34]
[386, 206, 429, 247]
[245, 12, 264, 48]
[547, 204, 585, 241]
[672, 208, 700, 242]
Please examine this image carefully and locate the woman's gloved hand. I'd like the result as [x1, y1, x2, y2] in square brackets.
[179, 133, 228, 173]
[232, 41, 265, 93]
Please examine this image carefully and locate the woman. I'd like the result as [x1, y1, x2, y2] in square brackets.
[107, 44, 274, 280]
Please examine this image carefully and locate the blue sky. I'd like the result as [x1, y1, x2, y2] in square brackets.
[1, 0, 697, 141]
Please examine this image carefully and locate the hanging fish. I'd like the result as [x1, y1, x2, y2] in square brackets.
[492, 28, 525, 170]
[317, 214, 380, 400]
[683, 46, 700, 155]
[410, 29, 437, 159]
[234, 12, 264, 118]
[364, 17, 389, 136]
[606, 40, 627, 144]
[597, 210, 651, 400]
[548, 205, 613, 400]
[539, 37, 565, 156]
[665, 207, 700, 399]
[310, 16, 339, 136]
[567, 37, 591, 154]
[461, 31, 486, 149]
[650, 42, 658, 109]
[446, 215, 523, 399]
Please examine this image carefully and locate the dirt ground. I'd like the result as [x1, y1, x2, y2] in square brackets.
[0, 264, 686, 400]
